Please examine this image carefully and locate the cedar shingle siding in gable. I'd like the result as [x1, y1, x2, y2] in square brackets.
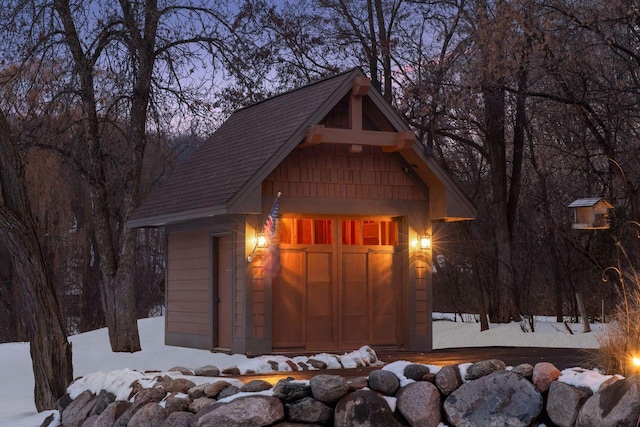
[130, 70, 358, 225]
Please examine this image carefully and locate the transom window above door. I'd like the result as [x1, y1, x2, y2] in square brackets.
[278, 218, 398, 246]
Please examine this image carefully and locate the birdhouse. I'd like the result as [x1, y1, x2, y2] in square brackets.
[568, 198, 613, 230]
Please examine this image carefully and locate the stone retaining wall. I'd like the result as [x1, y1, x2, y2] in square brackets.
[48, 358, 639, 427]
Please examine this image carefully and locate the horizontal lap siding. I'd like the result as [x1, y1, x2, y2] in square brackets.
[166, 229, 211, 338]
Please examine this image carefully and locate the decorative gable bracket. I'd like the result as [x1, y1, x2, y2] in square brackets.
[302, 125, 415, 153]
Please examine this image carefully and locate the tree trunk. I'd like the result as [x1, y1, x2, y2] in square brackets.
[484, 84, 520, 322]
[0, 110, 73, 410]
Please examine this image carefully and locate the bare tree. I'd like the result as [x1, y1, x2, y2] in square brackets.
[0, 109, 73, 410]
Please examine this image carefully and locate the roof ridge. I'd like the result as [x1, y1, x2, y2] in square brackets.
[234, 67, 363, 113]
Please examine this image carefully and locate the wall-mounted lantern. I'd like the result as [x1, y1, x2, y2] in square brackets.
[568, 198, 613, 230]
[420, 234, 432, 250]
[256, 232, 268, 248]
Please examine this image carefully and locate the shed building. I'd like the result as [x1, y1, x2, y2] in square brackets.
[129, 68, 476, 354]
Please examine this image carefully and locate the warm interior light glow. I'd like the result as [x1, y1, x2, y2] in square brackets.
[632, 356, 640, 367]
[420, 234, 432, 250]
[256, 233, 267, 248]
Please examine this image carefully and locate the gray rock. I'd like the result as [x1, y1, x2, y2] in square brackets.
[334, 390, 404, 427]
[576, 374, 640, 427]
[168, 366, 194, 375]
[126, 402, 166, 426]
[396, 381, 441, 427]
[188, 383, 208, 400]
[80, 415, 98, 427]
[286, 397, 332, 423]
[272, 378, 311, 402]
[241, 379, 273, 392]
[188, 397, 216, 414]
[547, 381, 592, 427]
[62, 390, 97, 427]
[113, 386, 166, 427]
[164, 377, 196, 394]
[195, 396, 284, 426]
[307, 359, 328, 369]
[89, 390, 115, 417]
[444, 370, 543, 427]
[221, 366, 241, 375]
[217, 385, 240, 399]
[404, 364, 431, 381]
[435, 365, 462, 396]
[368, 369, 400, 395]
[464, 359, 506, 380]
[203, 380, 231, 398]
[511, 363, 534, 379]
[194, 365, 220, 377]
[164, 393, 190, 413]
[92, 402, 131, 427]
[310, 374, 351, 404]
[532, 362, 561, 392]
[160, 411, 193, 427]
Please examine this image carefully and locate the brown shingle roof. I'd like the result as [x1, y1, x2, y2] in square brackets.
[130, 69, 361, 227]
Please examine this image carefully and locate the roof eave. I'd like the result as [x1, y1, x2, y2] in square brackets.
[128, 205, 229, 228]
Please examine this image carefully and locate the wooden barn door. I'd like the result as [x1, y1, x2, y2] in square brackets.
[340, 247, 400, 349]
[273, 217, 401, 351]
[272, 245, 335, 350]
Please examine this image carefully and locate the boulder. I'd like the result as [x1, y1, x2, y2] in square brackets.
[464, 359, 506, 380]
[221, 366, 241, 375]
[89, 390, 115, 417]
[444, 370, 543, 427]
[195, 396, 284, 427]
[547, 381, 592, 427]
[188, 397, 216, 414]
[203, 380, 232, 398]
[272, 378, 311, 402]
[532, 362, 561, 392]
[511, 363, 534, 379]
[404, 364, 431, 382]
[285, 397, 332, 423]
[368, 369, 400, 395]
[241, 379, 273, 393]
[310, 374, 351, 404]
[164, 393, 190, 413]
[347, 376, 369, 391]
[576, 374, 640, 426]
[62, 390, 97, 427]
[307, 359, 328, 369]
[160, 411, 193, 427]
[435, 365, 462, 396]
[396, 381, 441, 427]
[92, 402, 131, 427]
[164, 378, 196, 394]
[126, 402, 166, 426]
[167, 366, 193, 375]
[217, 385, 240, 399]
[334, 390, 404, 427]
[194, 365, 220, 377]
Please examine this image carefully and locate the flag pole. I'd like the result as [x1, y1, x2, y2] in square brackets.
[247, 192, 281, 263]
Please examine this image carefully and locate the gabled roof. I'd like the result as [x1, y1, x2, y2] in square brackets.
[130, 68, 475, 227]
[568, 198, 613, 208]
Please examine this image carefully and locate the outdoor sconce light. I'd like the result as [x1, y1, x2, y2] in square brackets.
[256, 232, 267, 248]
[420, 234, 432, 250]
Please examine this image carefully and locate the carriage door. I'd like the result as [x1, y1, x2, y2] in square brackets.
[273, 217, 401, 351]
[340, 219, 401, 349]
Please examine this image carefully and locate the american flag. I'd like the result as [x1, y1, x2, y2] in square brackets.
[263, 193, 280, 273]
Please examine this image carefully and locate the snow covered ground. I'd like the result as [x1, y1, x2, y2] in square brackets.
[0, 315, 604, 427]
